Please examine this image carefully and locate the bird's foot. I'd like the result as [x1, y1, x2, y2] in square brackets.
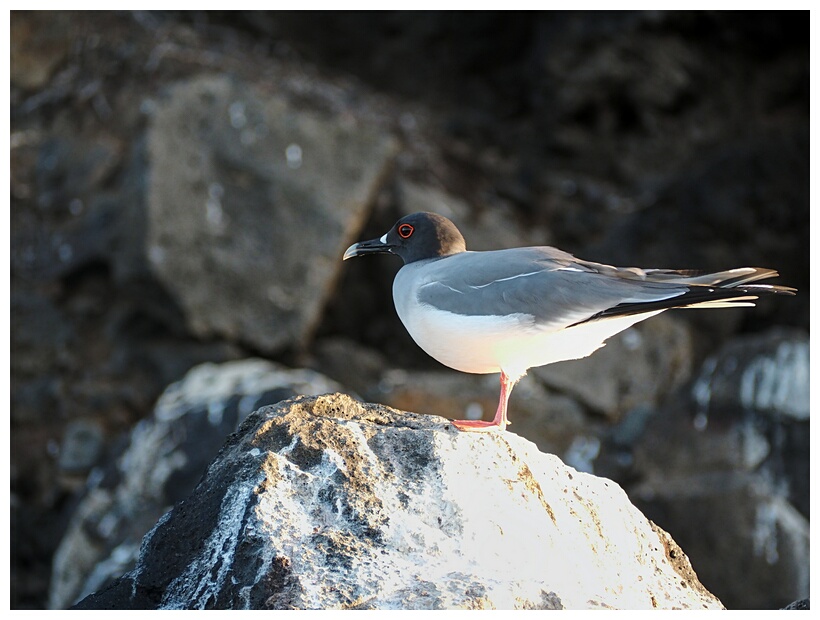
[451, 418, 509, 432]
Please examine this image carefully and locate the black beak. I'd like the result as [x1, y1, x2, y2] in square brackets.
[343, 236, 393, 260]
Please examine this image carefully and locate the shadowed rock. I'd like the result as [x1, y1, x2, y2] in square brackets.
[146, 74, 398, 353]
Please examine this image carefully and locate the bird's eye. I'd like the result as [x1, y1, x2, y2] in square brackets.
[398, 224, 414, 239]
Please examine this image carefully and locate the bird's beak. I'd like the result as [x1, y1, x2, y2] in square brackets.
[343, 235, 393, 260]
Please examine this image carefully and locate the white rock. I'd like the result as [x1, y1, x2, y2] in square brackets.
[75, 393, 723, 610]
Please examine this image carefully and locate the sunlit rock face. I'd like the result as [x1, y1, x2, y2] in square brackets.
[72, 394, 722, 610]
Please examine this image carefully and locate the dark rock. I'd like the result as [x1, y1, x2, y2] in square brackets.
[310, 336, 389, 398]
[146, 74, 398, 354]
[692, 329, 810, 522]
[633, 474, 809, 611]
[531, 314, 692, 422]
[692, 328, 809, 423]
[57, 420, 105, 474]
[10, 290, 73, 393]
[9, 11, 74, 91]
[585, 133, 809, 340]
[782, 598, 809, 610]
[629, 329, 810, 609]
[72, 394, 723, 610]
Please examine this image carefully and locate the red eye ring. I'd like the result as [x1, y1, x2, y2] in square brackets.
[398, 223, 414, 239]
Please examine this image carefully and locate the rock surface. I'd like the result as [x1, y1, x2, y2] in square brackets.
[73, 394, 722, 610]
[633, 473, 809, 611]
[692, 328, 809, 423]
[531, 314, 693, 422]
[628, 328, 810, 610]
[49, 359, 344, 610]
[147, 74, 397, 353]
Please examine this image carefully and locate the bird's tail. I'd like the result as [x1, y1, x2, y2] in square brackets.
[667, 267, 796, 309]
[587, 267, 796, 320]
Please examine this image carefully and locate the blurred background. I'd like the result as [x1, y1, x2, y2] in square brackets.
[10, 10, 809, 610]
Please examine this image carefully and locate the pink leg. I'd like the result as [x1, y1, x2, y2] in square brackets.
[452, 370, 516, 432]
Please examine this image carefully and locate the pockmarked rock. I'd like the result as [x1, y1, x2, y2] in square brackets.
[146, 74, 398, 352]
[73, 393, 723, 610]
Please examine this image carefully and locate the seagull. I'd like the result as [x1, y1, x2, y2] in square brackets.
[343, 212, 795, 432]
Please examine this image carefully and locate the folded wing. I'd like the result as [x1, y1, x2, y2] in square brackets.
[416, 247, 795, 330]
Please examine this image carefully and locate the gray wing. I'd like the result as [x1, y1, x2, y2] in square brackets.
[416, 247, 790, 329]
[416, 247, 688, 328]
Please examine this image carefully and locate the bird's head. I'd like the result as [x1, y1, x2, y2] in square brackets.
[343, 212, 466, 264]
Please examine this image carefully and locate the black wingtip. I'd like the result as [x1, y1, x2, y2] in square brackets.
[576, 281, 796, 324]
